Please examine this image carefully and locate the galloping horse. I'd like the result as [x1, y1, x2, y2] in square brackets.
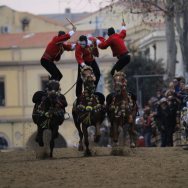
[72, 66, 106, 156]
[106, 72, 137, 148]
[32, 80, 67, 158]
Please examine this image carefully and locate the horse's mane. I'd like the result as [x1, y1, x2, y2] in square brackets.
[113, 71, 126, 78]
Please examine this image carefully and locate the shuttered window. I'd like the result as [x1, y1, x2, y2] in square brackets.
[0, 78, 5, 106]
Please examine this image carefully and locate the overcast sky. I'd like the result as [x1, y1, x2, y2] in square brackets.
[0, 0, 112, 14]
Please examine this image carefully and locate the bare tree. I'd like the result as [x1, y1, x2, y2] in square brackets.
[117, 0, 177, 79]
[175, 0, 188, 75]
[107, 0, 188, 79]
[164, 0, 177, 79]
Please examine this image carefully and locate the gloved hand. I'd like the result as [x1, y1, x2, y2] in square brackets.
[96, 39, 101, 46]
[81, 62, 86, 68]
[122, 20, 126, 26]
[69, 30, 75, 36]
[87, 39, 92, 46]
[71, 43, 76, 50]
[121, 20, 126, 31]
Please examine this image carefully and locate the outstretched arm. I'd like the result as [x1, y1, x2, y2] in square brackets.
[68, 25, 77, 37]
[119, 21, 127, 38]
[56, 26, 77, 44]
[97, 36, 110, 49]
[75, 45, 86, 67]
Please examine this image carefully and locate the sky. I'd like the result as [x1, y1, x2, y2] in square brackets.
[0, 0, 112, 14]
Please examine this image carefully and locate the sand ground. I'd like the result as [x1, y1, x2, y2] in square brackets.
[0, 146, 188, 188]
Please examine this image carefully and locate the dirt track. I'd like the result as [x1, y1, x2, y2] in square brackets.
[0, 147, 188, 188]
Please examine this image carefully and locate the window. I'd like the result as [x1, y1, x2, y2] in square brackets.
[0, 26, 9, 34]
[144, 47, 150, 59]
[40, 76, 49, 91]
[0, 137, 8, 149]
[0, 78, 5, 106]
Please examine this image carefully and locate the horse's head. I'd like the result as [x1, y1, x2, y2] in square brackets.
[46, 80, 61, 103]
[113, 71, 127, 94]
[81, 66, 96, 92]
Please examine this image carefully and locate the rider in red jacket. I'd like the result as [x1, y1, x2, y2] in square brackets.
[41, 27, 76, 81]
[97, 21, 130, 76]
[75, 35, 100, 98]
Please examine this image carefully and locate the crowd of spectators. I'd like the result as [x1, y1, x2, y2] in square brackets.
[136, 77, 188, 147]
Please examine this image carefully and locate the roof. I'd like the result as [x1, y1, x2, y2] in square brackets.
[40, 12, 90, 27]
[0, 5, 68, 30]
[0, 30, 94, 49]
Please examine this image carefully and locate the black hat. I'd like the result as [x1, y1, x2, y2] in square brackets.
[79, 35, 87, 42]
[108, 27, 115, 36]
[58, 31, 65, 36]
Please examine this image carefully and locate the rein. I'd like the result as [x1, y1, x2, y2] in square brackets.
[63, 81, 77, 96]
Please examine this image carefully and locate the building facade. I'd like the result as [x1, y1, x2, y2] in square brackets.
[0, 3, 185, 149]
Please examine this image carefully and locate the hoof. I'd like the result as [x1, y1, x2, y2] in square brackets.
[84, 150, 92, 157]
[130, 143, 136, 148]
[78, 145, 84, 151]
[49, 154, 53, 158]
[35, 136, 39, 143]
[39, 141, 44, 147]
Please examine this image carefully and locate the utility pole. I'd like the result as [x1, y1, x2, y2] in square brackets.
[94, 16, 102, 36]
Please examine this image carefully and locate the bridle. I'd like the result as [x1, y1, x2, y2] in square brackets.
[113, 72, 127, 95]
[81, 66, 96, 93]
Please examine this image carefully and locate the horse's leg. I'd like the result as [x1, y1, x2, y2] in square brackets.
[49, 125, 59, 158]
[73, 112, 84, 151]
[35, 126, 40, 143]
[112, 119, 120, 145]
[129, 122, 137, 148]
[82, 124, 91, 156]
[94, 122, 101, 143]
[77, 123, 84, 151]
[129, 107, 138, 148]
[37, 126, 44, 147]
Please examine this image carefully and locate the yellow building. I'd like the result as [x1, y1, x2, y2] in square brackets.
[0, 5, 67, 34]
[0, 27, 114, 149]
[1, 2, 181, 149]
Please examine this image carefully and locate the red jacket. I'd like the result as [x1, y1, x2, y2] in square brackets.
[98, 29, 128, 57]
[75, 37, 99, 65]
[42, 33, 72, 62]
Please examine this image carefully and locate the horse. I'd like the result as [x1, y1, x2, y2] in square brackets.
[72, 66, 106, 156]
[32, 80, 67, 158]
[106, 71, 138, 148]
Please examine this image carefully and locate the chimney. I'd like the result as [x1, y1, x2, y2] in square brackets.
[21, 17, 30, 32]
[65, 8, 71, 14]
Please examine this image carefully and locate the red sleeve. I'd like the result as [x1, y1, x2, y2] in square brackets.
[88, 36, 96, 42]
[96, 36, 105, 42]
[118, 29, 126, 39]
[63, 43, 73, 51]
[54, 33, 71, 44]
[75, 44, 84, 65]
[98, 37, 111, 49]
[92, 46, 99, 57]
